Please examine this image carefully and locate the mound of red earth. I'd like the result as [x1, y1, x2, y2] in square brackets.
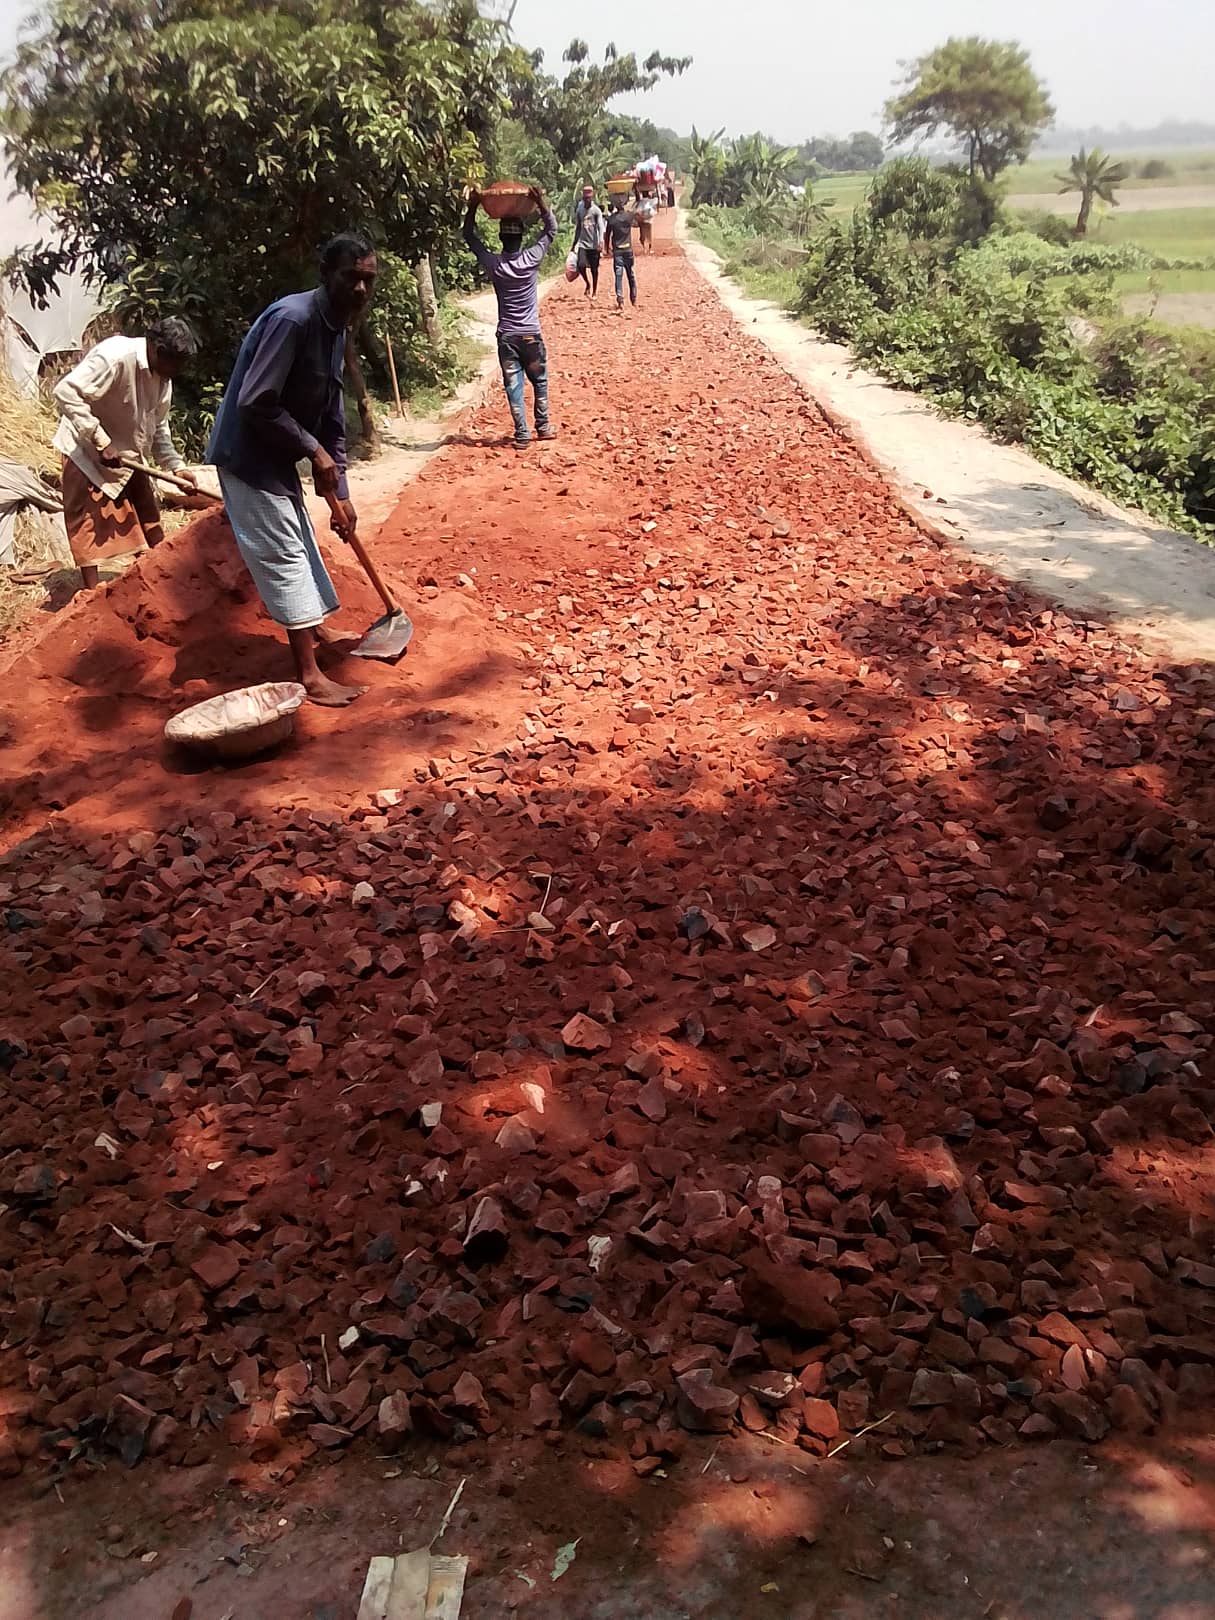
[0, 506, 524, 840]
[1, 245, 1214, 1489]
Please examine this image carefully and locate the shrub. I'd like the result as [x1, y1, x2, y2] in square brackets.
[1016, 209, 1077, 247]
[1138, 158, 1173, 179]
[797, 205, 1215, 537]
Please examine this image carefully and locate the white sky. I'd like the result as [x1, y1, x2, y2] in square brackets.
[1, 1, 1211, 147]
[511, 0, 1214, 144]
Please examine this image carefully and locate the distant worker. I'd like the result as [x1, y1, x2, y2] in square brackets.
[637, 191, 657, 254]
[572, 184, 605, 300]
[605, 196, 639, 312]
[53, 318, 198, 590]
[207, 231, 379, 708]
[464, 186, 558, 449]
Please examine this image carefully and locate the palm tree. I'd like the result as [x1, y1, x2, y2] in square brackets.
[791, 184, 828, 240]
[689, 126, 727, 206]
[742, 177, 791, 244]
[1057, 147, 1130, 237]
[727, 134, 795, 206]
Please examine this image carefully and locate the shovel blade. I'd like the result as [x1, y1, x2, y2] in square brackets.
[349, 609, 414, 662]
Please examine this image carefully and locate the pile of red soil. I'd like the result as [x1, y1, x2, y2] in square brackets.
[0, 506, 526, 838]
[0, 247, 1213, 1491]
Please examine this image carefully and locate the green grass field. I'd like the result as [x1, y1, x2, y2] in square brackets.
[1113, 266, 1215, 295]
[1011, 149, 1215, 192]
[1089, 205, 1215, 260]
[812, 173, 872, 214]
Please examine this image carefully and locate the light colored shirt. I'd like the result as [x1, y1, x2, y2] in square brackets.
[638, 196, 657, 221]
[53, 335, 183, 500]
[574, 200, 605, 250]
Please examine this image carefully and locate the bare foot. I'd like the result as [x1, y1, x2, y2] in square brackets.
[315, 624, 361, 649]
[303, 673, 367, 707]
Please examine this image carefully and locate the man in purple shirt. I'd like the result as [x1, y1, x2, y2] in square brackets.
[208, 231, 378, 707]
[463, 187, 557, 449]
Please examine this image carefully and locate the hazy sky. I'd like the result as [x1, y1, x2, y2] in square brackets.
[511, 0, 1214, 143]
[1, 1, 1210, 145]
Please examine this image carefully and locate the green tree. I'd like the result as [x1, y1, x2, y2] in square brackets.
[2, 0, 506, 428]
[885, 37, 1053, 184]
[1056, 146, 1130, 236]
[741, 177, 791, 244]
[505, 40, 688, 169]
[690, 130, 794, 208]
[689, 126, 728, 205]
[493, 40, 688, 217]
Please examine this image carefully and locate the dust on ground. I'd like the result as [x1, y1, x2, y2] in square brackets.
[1, 209, 1214, 1620]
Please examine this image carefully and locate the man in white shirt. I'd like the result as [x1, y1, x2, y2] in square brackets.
[53, 318, 197, 588]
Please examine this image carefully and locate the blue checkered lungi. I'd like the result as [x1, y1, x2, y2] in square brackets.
[218, 469, 338, 631]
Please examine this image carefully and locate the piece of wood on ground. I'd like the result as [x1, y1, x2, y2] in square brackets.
[357, 1548, 431, 1619]
[356, 1549, 468, 1619]
[425, 1554, 469, 1620]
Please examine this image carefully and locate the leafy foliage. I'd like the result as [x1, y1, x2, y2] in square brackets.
[797, 168, 1215, 536]
[885, 37, 1054, 182]
[2, 0, 506, 440]
[796, 132, 884, 178]
[690, 130, 795, 208]
[499, 38, 688, 213]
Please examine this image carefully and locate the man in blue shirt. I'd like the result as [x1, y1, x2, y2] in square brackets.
[208, 232, 378, 707]
[463, 187, 557, 449]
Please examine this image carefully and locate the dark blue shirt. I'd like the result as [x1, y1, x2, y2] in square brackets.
[207, 289, 349, 500]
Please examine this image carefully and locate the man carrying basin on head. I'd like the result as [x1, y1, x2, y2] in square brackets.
[463, 186, 558, 449]
[208, 231, 378, 709]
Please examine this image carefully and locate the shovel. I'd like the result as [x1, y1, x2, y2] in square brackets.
[322, 491, 414, 661]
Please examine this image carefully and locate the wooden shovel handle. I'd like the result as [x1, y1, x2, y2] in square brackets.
[324, 491, 400, 617]
[118, 454, 211, 498]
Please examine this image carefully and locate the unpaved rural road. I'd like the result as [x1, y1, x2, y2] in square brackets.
[2, 213, 1214, 1620]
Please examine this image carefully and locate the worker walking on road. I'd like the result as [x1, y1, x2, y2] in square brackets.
[207, 231, 379, 709]
[53, 318, 198, 590]
[572, 184, 605, 299]
[637, 191, 657, 254]
[605, 197, 639, 312]
[464, 186, 557, 449]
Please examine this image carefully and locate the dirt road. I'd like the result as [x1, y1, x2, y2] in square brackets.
[2, 215, 1215, 1618]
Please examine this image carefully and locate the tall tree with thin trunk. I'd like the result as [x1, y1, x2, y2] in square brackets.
[1056, 146, 1130, 236]
[885, 37, 1053, 184]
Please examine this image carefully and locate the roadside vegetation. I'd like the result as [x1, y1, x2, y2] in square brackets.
[0, 2, 690, 454]
[689, 38, 1215, 539]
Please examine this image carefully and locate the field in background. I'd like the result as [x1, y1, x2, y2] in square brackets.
[809, 153, 1215, 330]
[1011, 148, 1215, 193]
[813, 173, 872, 214]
